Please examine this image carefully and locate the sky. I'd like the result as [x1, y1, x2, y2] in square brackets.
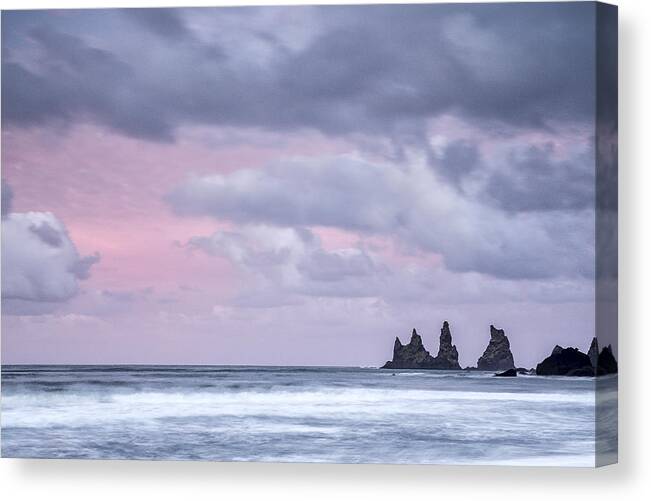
[1, 3, 616, 367]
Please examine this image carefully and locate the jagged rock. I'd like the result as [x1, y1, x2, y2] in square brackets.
[588, 337, 599, 368]
[515, 367, 534, 375]
[476, 325, 515, 371]
[381, 329, 434, 369]
[430, 321, 461, 370]
[597, 345, 618, 374]
[535, 346, 593, 376]
[381, 322, 461, 370]
[495, 368, 517, 377]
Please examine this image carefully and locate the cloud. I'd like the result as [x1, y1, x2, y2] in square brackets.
[1, 26, 173, 141]
[426, 128, 596, 213]
[181, 223, 594, 309]
[1, 200, 100, 307]
[434, 140, 480, 189]
[483, 143, 595, 213]
[28, 220, 64, 247]
[123, 8, 193, 41]
[185, 225, 387, 301]
[168, 154, 594, 281]
[2, 3, 596, 143]
[166, 156, 408, 231]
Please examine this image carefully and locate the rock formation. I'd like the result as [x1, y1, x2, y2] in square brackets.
[476, 325, 515, 371]
[430, 321, 462, 370]
[597, 345, 618, 374]
[380, 322, 619, 376]
[586, 338, 618, 375]
[588, 337, 599, 368]
[536, 341, 618, 377]
[381, 329, 436, 369]
[381, 322, 461, 370]
[535, 346, 593, 376]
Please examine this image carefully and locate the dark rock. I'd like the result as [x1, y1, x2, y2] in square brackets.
[597, 345, 618, 374]
[515, 367, 534, 375]
[535, 346, 593, 376]
[477, 325, 515, 371]
[494, 368, 517, 377]
[381, 322, 462, 370]
[381, 329, 435, 369]
[588, 337, 599, 368]
[566, 366, 597, 377]
[430, 321, 462, 370]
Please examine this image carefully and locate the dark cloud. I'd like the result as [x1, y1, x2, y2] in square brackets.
[2, 3, 596, 142]
[595, 3, 617, 287]
[123, 8, 192, 40]
[435, 140, 480, 188]
[2, 26, 174, 141]
[484, 143, 594, 212]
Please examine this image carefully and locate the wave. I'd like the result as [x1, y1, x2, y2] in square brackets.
[2, 368, 606, 464]
[2, 385, 595, 430]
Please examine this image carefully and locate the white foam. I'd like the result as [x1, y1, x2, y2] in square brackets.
[2, 386, 594, 429]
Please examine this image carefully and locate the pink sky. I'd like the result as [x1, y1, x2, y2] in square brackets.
[1, 5, 614, 367]
[1, 122, 602, 367]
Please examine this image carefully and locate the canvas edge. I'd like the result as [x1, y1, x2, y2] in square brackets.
[594, 0, 618, 469]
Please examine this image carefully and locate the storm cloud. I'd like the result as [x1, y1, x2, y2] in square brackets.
[2, 3, 596, 143]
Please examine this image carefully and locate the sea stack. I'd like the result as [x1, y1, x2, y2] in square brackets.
[597, 345, 618, 374]
[588, 337, 600, 368]
[587, 337, 617, 375]
[476, 325, 515, 371]
[535, 345, 593, 376]
[535, 339, 618, 376]
[430, 321, 462, 370]
[381, 322, 462, 370]
[381, 329, 435, 369]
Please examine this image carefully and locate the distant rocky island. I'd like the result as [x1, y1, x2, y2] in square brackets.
[476, 325, 515, 371]
[381, 321, 617, 377]
[382, 321, 461, 370]
[536, 338, 618, 377]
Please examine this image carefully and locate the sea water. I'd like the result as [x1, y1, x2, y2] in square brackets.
[0, 365, 616, 465]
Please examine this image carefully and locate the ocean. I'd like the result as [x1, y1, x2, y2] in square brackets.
[0, 365, 617, 466]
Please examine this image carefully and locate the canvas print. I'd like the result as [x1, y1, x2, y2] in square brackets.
[1, 2, 618, 466]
